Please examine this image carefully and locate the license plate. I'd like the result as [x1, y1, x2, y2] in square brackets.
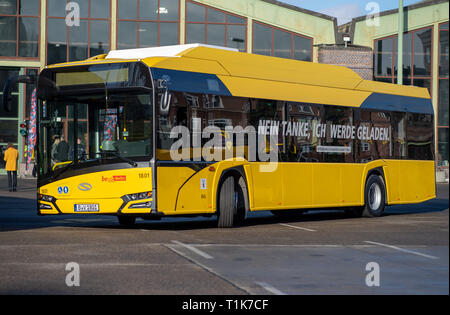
[74, 204, 99, 212]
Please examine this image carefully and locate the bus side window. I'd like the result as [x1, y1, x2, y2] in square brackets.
[357, 109, 392, 162]
[323, 105, 354, 163]
[406, 113, 434, 160]
[392, 112, 407, 159]
[156, 92, 181, 160]
[285, 103, 322, 163]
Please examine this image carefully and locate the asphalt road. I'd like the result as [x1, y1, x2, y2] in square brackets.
[0, 177, 448, 295]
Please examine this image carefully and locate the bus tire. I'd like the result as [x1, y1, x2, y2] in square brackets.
[217, 175, 247, 228]
[362, 174, 386, 218]
[218, 176, 235, 228]
[118, 216, 136, 226]
[234, 176, 247, 226]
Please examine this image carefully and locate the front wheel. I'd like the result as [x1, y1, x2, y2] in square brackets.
[362, 175, 386, 217]
[217, 176, 247, 228]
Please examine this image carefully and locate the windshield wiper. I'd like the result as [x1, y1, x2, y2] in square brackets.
[96, 150, 138, 167]
[50, 151, 137, 180]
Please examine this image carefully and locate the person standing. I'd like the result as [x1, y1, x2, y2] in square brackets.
[3, 143, 19, 192]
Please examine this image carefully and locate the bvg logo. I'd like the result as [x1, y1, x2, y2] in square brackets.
[78, 183, 92, 191]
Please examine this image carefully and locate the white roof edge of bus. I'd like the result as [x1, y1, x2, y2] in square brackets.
[105, 44, 238, 60]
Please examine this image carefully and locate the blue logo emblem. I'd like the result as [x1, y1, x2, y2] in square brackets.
[78, 183, 92, 191]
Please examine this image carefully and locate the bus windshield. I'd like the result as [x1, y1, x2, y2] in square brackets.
[38, 91, 153, 181]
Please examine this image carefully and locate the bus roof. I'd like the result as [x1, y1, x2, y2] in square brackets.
[47, 44, 433, 114]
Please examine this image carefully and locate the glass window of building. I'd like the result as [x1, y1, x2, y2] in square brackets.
[252, 21, 312, 61]
[374, 26, 433, 95]
[374, 36, 395, 77]
[0, 67, 20, 169]
[185, 1, 247, 52]
[117, 0, 179, 49]
[0, 67, 20, 119]
[438, 22, 449, 167]
[47, 0, 111, 65]
[0, 0, 40, 58]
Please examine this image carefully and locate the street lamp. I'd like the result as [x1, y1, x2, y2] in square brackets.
[343, 36, 351, 48]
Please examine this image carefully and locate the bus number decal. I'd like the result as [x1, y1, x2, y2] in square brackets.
[139, 173, 150, 179]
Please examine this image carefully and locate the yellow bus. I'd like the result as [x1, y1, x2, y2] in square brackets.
[4, 44, 436, 227]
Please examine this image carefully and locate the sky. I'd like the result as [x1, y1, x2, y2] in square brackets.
[277, 0, 424, 25]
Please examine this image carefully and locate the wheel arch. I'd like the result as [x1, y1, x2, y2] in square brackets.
[215, 165, 250, 216]
[364, 166, 388, 206]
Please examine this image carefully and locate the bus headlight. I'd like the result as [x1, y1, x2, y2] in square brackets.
[124, 191, 152, 201]
[38, 194, 55, 202]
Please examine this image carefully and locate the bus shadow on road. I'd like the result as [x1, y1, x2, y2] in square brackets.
[0, 195, 448, 232]
[383, 198, 449, 215]
[134, 197, 450, 231]
[245, 197, 449, 225]
[116, 196, 450, 231]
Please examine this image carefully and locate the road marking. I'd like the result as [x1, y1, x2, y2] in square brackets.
[279, 223, 316, 232]
[164, 244, 250, 294]
[171, 240, 214, 259]
[191, 244, 340, 248]
[365, 241, 439, 260]
[255, 282, 287, 295]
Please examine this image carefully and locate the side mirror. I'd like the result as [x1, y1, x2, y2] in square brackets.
[36, 75, 59, 100]
[3, 75, 36, 112]
[157, 79, 172, 116]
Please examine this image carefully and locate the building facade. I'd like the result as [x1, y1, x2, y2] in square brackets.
[0, 0, 448, 180]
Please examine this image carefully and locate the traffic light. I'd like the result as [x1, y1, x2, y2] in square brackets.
[20, 120, 29, 137]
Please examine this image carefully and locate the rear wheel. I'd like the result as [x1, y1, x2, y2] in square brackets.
[362, 174, 386, 217]
[118, 216, 136, 226]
